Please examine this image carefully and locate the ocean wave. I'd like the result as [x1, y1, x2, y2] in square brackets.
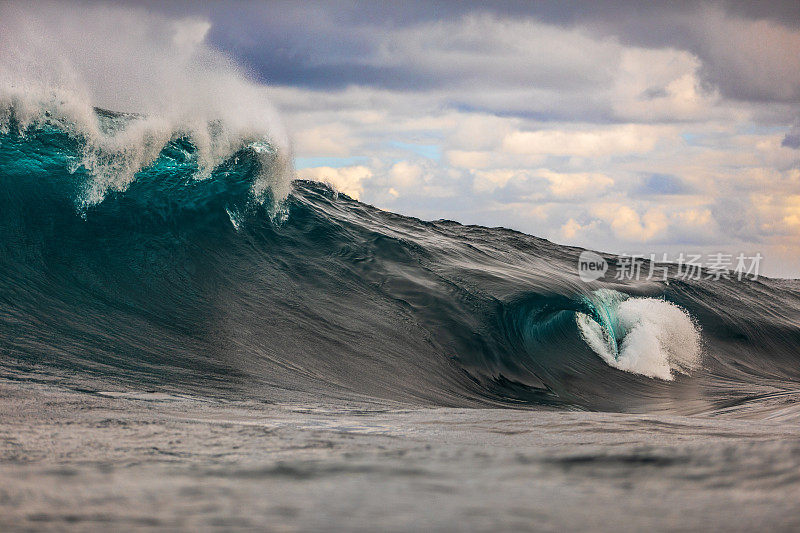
[1, 116, 800, 415]
[1, 3, 292, 207]
[576, 289, 701, 380]
[0, 99, 292, 210]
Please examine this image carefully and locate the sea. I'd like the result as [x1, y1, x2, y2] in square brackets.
[1, 103, 800, 531]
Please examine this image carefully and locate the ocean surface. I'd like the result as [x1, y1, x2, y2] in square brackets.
[2, 106, 800, 531]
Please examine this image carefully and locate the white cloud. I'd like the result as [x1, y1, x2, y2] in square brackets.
[593, 204, 669, 242]
[538, 170, 614, 199]
[502, 125, 663, 158]
[472, 169, 520, 193]
[561, 218, 584, 239]
[388, 161, 424, 189]
[298, 165, 372, 199]
[447, 150, 491, 169]
[611, 47, 722, 122]
[292, 123, 358, 156]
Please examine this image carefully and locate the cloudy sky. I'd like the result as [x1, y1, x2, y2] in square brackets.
[13, 1, 800, 276]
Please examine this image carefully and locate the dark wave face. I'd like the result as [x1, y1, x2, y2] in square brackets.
[2, 111, 800, 416]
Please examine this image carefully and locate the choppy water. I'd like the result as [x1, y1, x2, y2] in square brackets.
[2, 382, 800, 531]
[2, 105, 800, 530]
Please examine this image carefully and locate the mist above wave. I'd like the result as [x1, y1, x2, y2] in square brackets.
[0, 3, 292, 206]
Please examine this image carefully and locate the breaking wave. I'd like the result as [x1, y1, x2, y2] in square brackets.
[1, 106, 800, 417]
[576, 289, 701, 380]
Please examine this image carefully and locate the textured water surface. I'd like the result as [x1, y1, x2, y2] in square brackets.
[2, 380, 800, 531]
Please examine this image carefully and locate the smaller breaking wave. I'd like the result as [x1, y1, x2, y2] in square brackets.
[576, 289, 702, 380]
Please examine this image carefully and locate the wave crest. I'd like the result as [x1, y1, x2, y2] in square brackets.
[577, 289, 702, 380]
[0, 3, 292, 207]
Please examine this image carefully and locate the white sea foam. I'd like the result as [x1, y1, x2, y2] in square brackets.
[0, 2, 292, 207]
[576, 290, 701, 380]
